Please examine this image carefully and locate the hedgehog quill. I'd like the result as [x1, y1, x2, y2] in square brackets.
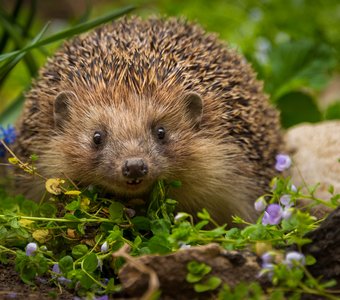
[13, 17, 282, 225]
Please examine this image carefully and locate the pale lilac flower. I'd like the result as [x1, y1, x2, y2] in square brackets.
[262, 204, 283, 225]
[95, 296, 109, 300]
[25, 242, 38, 256]
[275, 154, 291, 172]
[260, 263, 275, 279]
[290, 184, 297, 192]
[6, 292, 17, 298]
[52, 263, 60, 274]
[283, 251, 305, 268]
[282, 207, 294, 220]
[280, 195, 293, 207]
[261, 251, 275, 264]
[101, 241, 109, 252]
[179, 242, 191, 250]
[174, 212, 189, 222]
[52, 264, 72, 284]
[98, 258, 103, 272]
[254, 197, 267, 212]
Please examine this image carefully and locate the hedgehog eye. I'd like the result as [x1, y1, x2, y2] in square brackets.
[156, 127, 166, 140]
[93, 131, 103, 145]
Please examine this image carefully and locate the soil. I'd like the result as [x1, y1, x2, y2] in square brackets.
[0, 263, 73, 300]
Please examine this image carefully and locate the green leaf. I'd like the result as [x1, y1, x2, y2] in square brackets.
[170, 180, 182, 188]
[64, 213, 80, 221]
[82, 253, 98, 273]
[39, 203, 57, 217]
[324, 101, 340, 120]
[21, 200, 39, 215]
[186, 273, 205, 283]
[277, 91, 322, 128]
[108, 201, 124, 221]
[9, 218, 20, 229]
[72, 244, 88, 259]
[187, 261, 211, 279]
[264, 40, 336, 100]
[106, 278, 117, 293]
[194, 276, 222, 292]
[78, 270, 94, 288]
[197, 209, 211, 220]
[320, 279, 337, 289]
[330, 194, 340, 206]
[59, 255, 74, 273]
[132, 216, 151, 231]
[150, 219, 171, 236]
[65, 200, 80, 211]
[328, 185, 335, 195]
[305, 255, 316, 266]
[0, 226, 8, 240]
[147, 235, 171, 254]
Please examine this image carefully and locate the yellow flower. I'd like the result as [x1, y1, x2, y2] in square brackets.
[45, 178, 65, 195]
[8, 157, 19, 165]
[18, 219, 35, 227]
[65, 190, 81, 196]
[32, 229, 50, 243]
[80, 197, 91, 210]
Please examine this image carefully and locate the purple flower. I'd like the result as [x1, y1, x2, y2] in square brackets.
[52, 264, 72, 285]
[283, 251, 305, 268]
[260, 263, 275, 279]
[275, 154, 291, 172]
[262, 204, 283, 225]
[261, 251, 275, 264]
[280, 195, 293, 207]
[290, 184, 297, 192]
[52, 264, 60, 274]
[101, 241, 109, 252]
[95, 296, 109, 300]
[254, 197, 267, 212]
[0, 125, 16, 157]
[282, 207, 293, 220]
[5, 292, 17, 299]
[25, 242, 38, 256]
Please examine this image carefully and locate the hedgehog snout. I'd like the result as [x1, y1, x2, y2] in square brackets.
[122, 158, 149, 182]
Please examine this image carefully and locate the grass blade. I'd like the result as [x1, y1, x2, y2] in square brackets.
[0, 10, 38, 79]
[0, 23, 50, 124]
[0, 22, 49, 80]
[0, 5, 135, 63]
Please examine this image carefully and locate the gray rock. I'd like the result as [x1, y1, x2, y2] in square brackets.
[285, 121, 340, 216]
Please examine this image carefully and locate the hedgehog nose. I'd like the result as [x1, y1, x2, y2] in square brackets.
[122, 158, 148, 178]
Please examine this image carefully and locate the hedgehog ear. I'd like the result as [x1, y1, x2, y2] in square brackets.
[54, 91, 77, 130]
[184, 92, 203, 127]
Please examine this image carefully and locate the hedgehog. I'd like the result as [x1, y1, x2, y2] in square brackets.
[13, 17, 281, 225]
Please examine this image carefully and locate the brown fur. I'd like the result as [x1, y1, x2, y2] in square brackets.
[13, 17, 282, 225]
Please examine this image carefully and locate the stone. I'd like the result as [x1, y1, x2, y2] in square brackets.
[285, 121, 340, 216]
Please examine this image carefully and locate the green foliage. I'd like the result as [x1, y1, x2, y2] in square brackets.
[0, 168, 338, 298]
[277, 91, 322, 128]
[15, 251, 49, 284]
[325, 101, 340, 120]
[186, 261, 222, 292]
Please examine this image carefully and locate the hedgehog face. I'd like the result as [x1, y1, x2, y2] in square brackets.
[48, 89, 204, 198]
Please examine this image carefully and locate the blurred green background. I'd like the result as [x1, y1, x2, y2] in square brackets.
[0, 0, 339, 128]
